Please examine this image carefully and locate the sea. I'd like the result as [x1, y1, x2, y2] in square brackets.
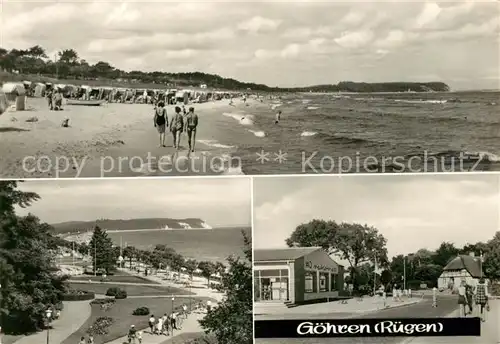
[209, 91, 500, 174]
[106, 227, 250, 263]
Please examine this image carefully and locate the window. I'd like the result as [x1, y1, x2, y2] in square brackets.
[305, 272, 313, 292]
[319, 274, 327, 292]
[331, 273, 337, 291]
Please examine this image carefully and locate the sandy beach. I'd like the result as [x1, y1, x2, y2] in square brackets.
[0, 96, 259, 177]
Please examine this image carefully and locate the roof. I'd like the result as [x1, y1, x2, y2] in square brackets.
[254, 247, 321, 262]
[443, 255, 482, 278]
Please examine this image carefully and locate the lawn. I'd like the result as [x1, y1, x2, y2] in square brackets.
[66, 282, 194, 296]
[69, 274, 159, 285]
[62, 296, 216, 344]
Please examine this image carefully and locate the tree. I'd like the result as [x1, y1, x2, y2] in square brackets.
[483, 232, 500, 280]
[0, 181, 67, 334]
[433, 242, 460, 267]
[183, 259, 198, 279]
[58, 49, 79, 64]
[199, 230, 252, 344]
[285, 219, 339, 249]
[380, 269, 392, 287]
[198, 261, 216, 285]
[88, 225, 115, 274]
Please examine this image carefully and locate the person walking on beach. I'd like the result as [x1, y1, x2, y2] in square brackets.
[170, 106, 184, 149]
[154, 102, 168, 147]
[275, 110, 282, 124]
[475, 278, 489, 321]
[457, 280, 468, 317]
[148, 314, 155, 333]
[185, 107, 198, 152]
[46, 87, 53, 110]
[53, 89, 63, 111]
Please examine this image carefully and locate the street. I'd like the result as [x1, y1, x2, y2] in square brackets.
[255, 296, 468, 344]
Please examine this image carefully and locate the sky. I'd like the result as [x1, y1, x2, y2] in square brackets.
[1, 0, 499, 90]
[253, 175, 500, 258]
[15, 177, 251, 227]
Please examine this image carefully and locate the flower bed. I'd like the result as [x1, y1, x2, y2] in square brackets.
[62, 289, 95, 301]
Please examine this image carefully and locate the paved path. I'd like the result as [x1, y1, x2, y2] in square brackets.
[255, 295, 423, 318]
[408, 298, 500, 344]
[104, 308, 211, 344]
[13, 300, 91, 344]
[68, 280, 170, 287]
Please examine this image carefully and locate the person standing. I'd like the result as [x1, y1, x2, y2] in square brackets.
[128, 325, 137, 344]
[275, 110, 282, 124]
[465, 283, 474, 315]
[182, 304, 188, 318]
[171, 312, 177, 330]
[432, 287, 437, 307]
[457, 280, 468, 317]
[154, 102, 168, 147]
[156, 316, 163, 335]
[185, 107, 198, 152]
[475, 278, 489, 322]
[136, 331, 142, 344]
[148, 314, 155, 334]
[46, 87, 53, 110]
[170, 106, 184, 149]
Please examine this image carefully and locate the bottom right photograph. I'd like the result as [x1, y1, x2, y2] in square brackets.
[252, 174, 500, 344]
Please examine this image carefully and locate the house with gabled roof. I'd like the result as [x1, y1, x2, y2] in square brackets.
[254, 247, 345, 305]
[437, 252, 484, 290]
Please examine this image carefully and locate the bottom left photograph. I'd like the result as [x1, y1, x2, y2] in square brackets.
[0, 178, 253, 344]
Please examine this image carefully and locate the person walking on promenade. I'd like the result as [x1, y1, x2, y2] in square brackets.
[475, 278, 489, 322]
[128, 325, 137, 344]
[148, 314, 155, 334]
[458, 280, 468, 317]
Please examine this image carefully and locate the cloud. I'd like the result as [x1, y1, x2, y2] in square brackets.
[238, 16, 282, 34]
[2, 0, 499, 89]
[16, 178, 251, 227]
[254, 175, 499, 258]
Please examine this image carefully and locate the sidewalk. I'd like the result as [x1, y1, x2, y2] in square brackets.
[13, 300, 91, 344]
[104, 308, 210, 344]
[406, 299, 500, 344]
[256, 295, 422, 316]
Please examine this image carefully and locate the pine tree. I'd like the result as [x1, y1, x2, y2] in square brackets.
[88, 225, 116, 274]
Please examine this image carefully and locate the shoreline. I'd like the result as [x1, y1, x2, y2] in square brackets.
[0, 97, 258, 178]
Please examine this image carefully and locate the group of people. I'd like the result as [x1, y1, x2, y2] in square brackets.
[456, 278, 490, 321]
[78, 334, 94, 344]
[46, 88, 63, 110]
[154, 103, 199, 152]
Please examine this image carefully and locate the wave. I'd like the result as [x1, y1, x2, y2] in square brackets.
[301, 131, 317, 137]
[223, 112, 254, 125]
[307, 106, 320, 110]
[197, 139, 235, 149]
[316, 132, 382, 147]
[393, 99, 447, 104]
[271, 104, 282, 110]
[248, 129, 266, 138]
[302, 99, 311, 104]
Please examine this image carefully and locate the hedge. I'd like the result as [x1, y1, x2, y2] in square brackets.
[62, 290, 95, 301]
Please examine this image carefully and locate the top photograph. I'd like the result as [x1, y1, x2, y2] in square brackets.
[0, 0, 498, 178]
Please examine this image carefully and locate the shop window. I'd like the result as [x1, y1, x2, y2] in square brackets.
[305, 272, 313, 292]
[319, 274, 327, 292]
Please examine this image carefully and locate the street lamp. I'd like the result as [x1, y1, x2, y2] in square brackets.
[45, 308, 53, 344]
